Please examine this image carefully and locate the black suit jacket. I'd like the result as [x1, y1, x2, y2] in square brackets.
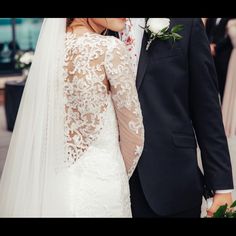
[205, 18, 234, 100]
[131, 18, 233, 215]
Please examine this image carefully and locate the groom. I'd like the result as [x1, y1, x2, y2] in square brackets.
[110, 18, 234, 218]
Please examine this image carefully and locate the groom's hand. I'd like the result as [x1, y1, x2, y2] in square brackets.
[209, 43, 216, 57]
[207, 193, 233, 217]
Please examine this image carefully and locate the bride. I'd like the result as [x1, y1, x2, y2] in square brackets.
[0, 18, 144, 217]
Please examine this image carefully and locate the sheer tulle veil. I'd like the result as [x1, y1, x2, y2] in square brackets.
[0, 18, 67, 216]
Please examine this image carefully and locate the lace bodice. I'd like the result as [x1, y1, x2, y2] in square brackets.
[63, 32, 144, 178]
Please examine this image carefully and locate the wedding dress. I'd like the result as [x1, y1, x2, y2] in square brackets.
[0, 19, 144, 217]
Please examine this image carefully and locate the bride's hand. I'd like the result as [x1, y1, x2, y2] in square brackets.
[206, 193, 233, 217]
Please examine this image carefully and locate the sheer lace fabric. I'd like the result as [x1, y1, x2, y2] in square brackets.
[64, 32, 144, 178]
[0, 29, 144, 217]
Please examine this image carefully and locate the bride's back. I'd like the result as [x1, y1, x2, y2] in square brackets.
[64, 32, 118, 165]
[64, 31, 144, 178]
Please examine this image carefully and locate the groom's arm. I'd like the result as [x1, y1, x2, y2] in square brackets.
[188, 19, 234, 193]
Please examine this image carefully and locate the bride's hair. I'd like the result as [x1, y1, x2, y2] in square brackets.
[67, 18, 74, 28]
[66, 18, 94, 29]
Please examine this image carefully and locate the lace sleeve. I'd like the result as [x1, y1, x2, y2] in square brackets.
[104, 38, 144, 179]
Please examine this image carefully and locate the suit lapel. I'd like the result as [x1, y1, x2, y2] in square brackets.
[136, 32, 149, 90]
[136, 18, 175, 91]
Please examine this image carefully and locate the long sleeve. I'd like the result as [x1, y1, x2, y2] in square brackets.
[189, 19, 234, 191]
[104, 38, 144, 179]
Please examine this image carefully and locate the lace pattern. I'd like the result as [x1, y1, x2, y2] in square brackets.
[104, 37, 144, 178]
[64, 33, 108, 166]
[63, 32, 144, 178]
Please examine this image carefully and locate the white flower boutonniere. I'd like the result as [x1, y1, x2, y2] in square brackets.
[144, 18, 184, 51]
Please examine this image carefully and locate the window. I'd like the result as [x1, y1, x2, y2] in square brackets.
[0, 18, 43, 75]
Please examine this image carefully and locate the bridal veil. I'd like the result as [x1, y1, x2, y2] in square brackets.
[0, 18, 67, 216]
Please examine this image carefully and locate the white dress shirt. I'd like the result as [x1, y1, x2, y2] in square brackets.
[216, 18, 222, 26]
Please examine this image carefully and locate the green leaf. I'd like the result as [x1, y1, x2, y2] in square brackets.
[213, 204, 228, 218]
[159, 35, 171, 41]
[230, 200, 236, 208]
[160, 26, 169, 33]
[232, 212, 236, 218]
[172, 33, 182, 40]
[225, 211, 233, 218]
[171, 24, 184, 33]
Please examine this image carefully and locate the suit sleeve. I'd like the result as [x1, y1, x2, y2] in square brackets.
[189, 18, 234, 191]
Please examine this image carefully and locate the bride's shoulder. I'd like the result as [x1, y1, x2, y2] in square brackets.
[102, 35, 122, 44]
[65, 32, 127, 58]
[105, 35, 125, 47]
[66, 32, 124, 46]
[87, 34, 128, 57]
[92, 34, 125, 49]
[101, 35, 128, 55]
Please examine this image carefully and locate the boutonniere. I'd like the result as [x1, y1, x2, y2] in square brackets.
[143, 18, 184, 51]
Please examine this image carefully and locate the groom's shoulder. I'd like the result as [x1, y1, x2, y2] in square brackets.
[171, 18, 194, 24]
[171, 18, 203, 31]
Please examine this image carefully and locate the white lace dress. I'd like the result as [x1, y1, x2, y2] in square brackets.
[44, 32, 144, 217]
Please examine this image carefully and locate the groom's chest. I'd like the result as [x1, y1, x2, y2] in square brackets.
[137, 30, 186, 76]
[134, 20, 186, 63]
[136, 22, 188, 90]
[147, 38, 184, 61]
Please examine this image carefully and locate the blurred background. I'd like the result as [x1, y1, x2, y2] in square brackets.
[0, 18, 42, 74]
[0, 18, 43, 176]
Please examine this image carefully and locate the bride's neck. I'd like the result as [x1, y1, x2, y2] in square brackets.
[67, 18, 105, 35]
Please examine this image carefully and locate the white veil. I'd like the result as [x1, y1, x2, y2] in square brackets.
[0, 18, 67, 216]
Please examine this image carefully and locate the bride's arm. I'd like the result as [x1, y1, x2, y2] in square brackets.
[104, 38, 144, 179]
